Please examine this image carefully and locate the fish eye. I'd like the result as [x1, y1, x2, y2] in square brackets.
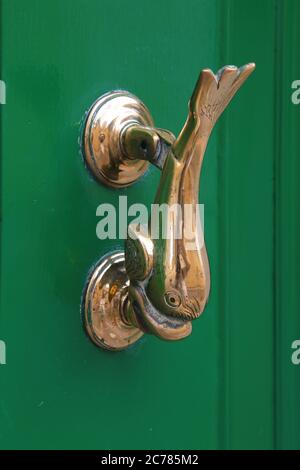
[164, 292, 181, 308]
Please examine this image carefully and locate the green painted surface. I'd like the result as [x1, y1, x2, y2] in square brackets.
[218, 0, 276, 449]
[274, 0, 300, 450]
[0, 0, 299, 450]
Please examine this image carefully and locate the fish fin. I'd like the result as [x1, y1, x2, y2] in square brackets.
[190, 63, 256, 127]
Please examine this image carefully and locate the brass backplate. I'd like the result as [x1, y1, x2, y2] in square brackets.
[81, 251, 144, 351]
[82, 91, 153, 187]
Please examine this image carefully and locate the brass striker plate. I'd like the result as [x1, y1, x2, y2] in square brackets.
[81, 251, 144, 351]
[82, 91, 153, 187]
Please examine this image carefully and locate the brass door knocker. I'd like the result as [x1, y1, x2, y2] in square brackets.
[81, 63, 255, 350]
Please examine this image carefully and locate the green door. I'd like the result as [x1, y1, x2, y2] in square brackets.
[0, 0, 299, 450]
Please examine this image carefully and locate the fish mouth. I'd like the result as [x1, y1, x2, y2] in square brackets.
[127, 282, 192, 341]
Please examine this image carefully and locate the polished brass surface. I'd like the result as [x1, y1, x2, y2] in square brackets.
[82, 91, 153, 187]
[122, 125, 175, 169]
[125, 64, 256, 341]
[82, 251, 143, 351]
[83, 64, 255, 348]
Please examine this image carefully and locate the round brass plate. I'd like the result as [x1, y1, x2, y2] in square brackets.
[82, 91, 153, 187]
[82, 251, 144, 351]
